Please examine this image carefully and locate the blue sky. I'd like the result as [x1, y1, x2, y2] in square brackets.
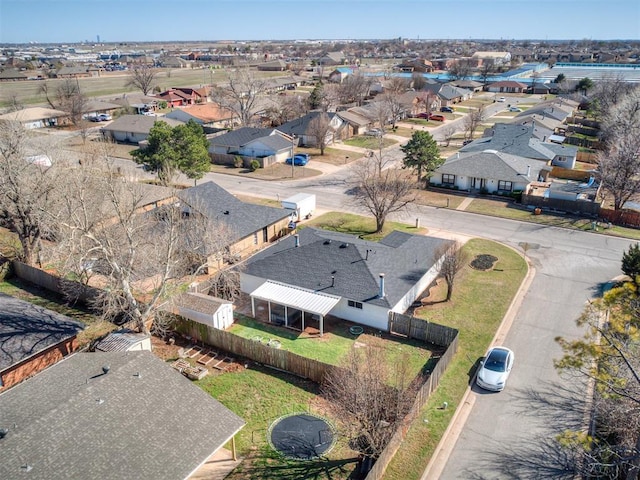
[1, 0, 638, 44]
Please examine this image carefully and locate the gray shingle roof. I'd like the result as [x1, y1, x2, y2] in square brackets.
[178, 181, 291, 245]
[0, 351, 244, 480]
[94, 330, 149, 352]
[277, 112, 338, 137]
[0, 293, 85, 372]
[244, 228, 453, 308]
[100, 115, 184, 134]
[461, 123, 577, 161]
[437, 150, 547, 182]
[208, 127, 277, 149]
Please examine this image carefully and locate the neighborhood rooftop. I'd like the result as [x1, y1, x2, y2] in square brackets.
[0, 351, 245, 480]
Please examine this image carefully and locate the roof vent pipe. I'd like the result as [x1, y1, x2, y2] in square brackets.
[294, 234, 300, 247]
[331, 276, 335, 287]
[527, 165, 531, 177]
[379, 273, 385, 298]
[102, 365, 110, 375]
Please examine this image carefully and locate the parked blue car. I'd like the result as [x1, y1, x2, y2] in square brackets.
[285, 153, 310, 166]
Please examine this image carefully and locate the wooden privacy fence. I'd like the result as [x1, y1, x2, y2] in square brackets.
[388, 312, 458, 347]
[176, 318, 333, 384]
[12, 261, 101, 304]
[364, 332, 459, 480]
[599, 208, 640, 229]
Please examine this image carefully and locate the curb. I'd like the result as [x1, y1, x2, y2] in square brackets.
[420, 256, 536, 480]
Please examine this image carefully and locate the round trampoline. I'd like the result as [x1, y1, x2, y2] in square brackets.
[268, 413, 336, 460]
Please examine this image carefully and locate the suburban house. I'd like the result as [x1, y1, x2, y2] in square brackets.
[0, 293, 84, 390]
[241, 228, 454, 334]
[518, 98, 577, 124]
[0, 68, 28, 81]
[396, 58, 434, 73]
[178, 181, 292, 269]
[100, 115, 184, 144]
[510, 114, 565, 138]
[447, 80, 484, 92]
[432, 149, 548, 193]
[0, 351, 245, 480]
[277, 111, 346, 147]
[55, 65, 92, 78]
[337, 109, 372, 136]
[0, 106, 68, 129]
[485, 80, 528, 94]
[399, 90, 441, 117]
[257, 59, 288, 71]
[156, 87, 209, 107]
[328, 67, 354, 83]
[208, 127, 293, 167]
[317, 51, 346, 66]
[422, 83, 474, 106]
[471, 51, 512, 66]
[461, 123, 578, 169]
[82, 99, 121, 119]
[165, 103, 236, 128]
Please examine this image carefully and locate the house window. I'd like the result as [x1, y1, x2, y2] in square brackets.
[498, 180, 513, 191]
[262, 227, 268, 243]
[348, 300, 363, 309]
[253, 232, 258, 245]
[442, 174, 455, 185]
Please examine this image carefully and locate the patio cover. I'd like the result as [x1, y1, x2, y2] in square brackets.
[250, 280, 341, 316]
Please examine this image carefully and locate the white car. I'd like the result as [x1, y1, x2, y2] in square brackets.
[509, 106, 522, 112]
[476, 346, 514, 391]
[497, 96, 506, 102]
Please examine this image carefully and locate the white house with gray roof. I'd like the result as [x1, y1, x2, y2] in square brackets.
[100, 114, 184, 144]
[462, 123, 578, 169]
[0, 351, 244, 480]
[208, 127, 293, 165]
[241, 228, 453, 333]
[432, 150, 547, 193]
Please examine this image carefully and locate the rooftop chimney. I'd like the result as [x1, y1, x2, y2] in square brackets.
[378, 273, 385, 298]
[294, 234, 300, 247]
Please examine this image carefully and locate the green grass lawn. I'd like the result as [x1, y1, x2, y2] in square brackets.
[196, 364, 359, 479]
[228, 314, 355, 365]
[305, 211, 427, 241]
[342, 136, 397, 149]
[383, 238, 528, 480]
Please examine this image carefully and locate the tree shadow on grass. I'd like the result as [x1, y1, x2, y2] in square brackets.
[229, 448, 362, 480]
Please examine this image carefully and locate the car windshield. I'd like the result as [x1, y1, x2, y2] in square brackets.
[484, 350, 508, 372]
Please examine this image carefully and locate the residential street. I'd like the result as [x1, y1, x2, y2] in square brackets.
[53, 101, 633, 478]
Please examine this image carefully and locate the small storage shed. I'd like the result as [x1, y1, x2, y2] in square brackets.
[95, 330, 152, 352]
[172, 292, 234, 330]
[281, 193, 316, 221]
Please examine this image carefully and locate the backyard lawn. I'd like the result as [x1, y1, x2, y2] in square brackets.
[304, 211, 427, 241]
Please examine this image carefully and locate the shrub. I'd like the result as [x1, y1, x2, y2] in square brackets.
[249, 159, 260, 172]
[234, 156, 244, 168]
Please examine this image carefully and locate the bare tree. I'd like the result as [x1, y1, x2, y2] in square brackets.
[322, 341, 418, 465]
[337, 73, 372, 106]
[433, 241, 467, 301]
[478, 62, 496, 86]
[448, 59, 472, 81]
[381, 90, 411, 129]
[0, 121, 64, 265]
[441, 124, 457, 147]
[264, 94, 307, 126]
[411, 72, 428, 91]
[351, 152, 414, 232]
[307, 113, 332, 155]
[366, 101, 391, 131]
[40, 78, 87, 126]
[126, 65, 157, 95]
[209, 68, 268, 126]
[54, 160, 232, 334]
[417, 91, 439, 116]
[598, 86, 640, 210]
[464, 105, 486, 141]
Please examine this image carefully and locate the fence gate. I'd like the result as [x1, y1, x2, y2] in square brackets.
[388, 312, 411, 337]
